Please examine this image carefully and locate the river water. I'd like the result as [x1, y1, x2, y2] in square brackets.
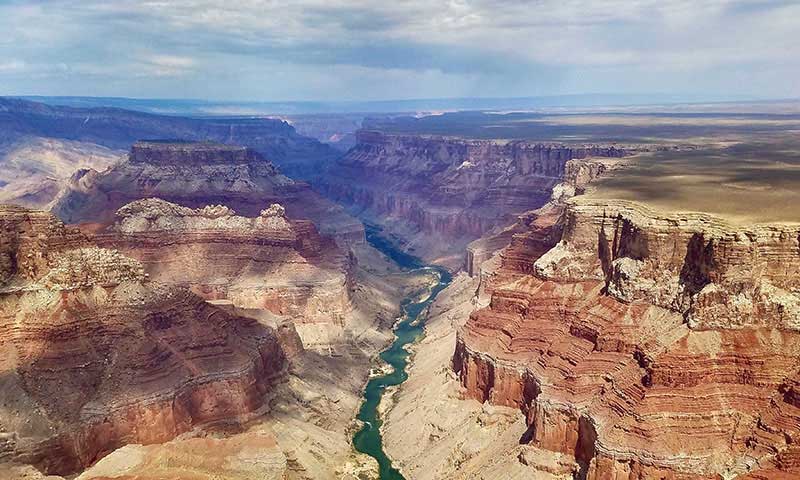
[352, 226, 452, 479]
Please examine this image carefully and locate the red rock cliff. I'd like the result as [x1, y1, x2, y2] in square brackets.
[454, 199, 800, 479]
[0, 205, 287, 476]
[93, 198, 355, 338]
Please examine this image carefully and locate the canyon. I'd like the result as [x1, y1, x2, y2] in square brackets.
[0, 164, 431, 480]
[2, 97, 800, 480]
[0, 109, 426, 479]
[0, 205, 287, 475]
[313, 129, 636, 268]
[379, 115, 800, 479]
[5, 0, 800, 476]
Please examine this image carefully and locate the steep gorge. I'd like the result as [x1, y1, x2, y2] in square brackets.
[0, 138, 431, 480]
[3, 99, 799, 480]
[315, 130, 632, 268]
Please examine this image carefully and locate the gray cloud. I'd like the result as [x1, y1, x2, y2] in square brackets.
[0, 0, 798, 101]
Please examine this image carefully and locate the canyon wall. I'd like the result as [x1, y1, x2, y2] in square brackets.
[453, 198, 800, 478]
[0, 205, 288, 476]
[0, 97, 337, 177]
[0, 138, 122, 209]
[94, 198, 355, 348]
[315, 130, 627, 268]
[463, 155, 607, 277]
[51, 141, 364, 244]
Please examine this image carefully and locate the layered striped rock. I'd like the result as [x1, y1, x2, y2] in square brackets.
[0, 205, 287, 476]
[454, 199, 800, 479]
[463, 154, 603, 277]
[95, 198, 355, 347]
[51, 141, 364, 244]
[318, 130, 626, 267]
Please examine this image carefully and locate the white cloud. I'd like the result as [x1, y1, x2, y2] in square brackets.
[0, 60, 26, 73]
[140, 55, 197, 77]
[0, 0, 798, 100]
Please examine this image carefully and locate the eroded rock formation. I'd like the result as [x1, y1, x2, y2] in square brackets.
[94, 198, 355, 348]
[463, 153, 607, 277]
[316, 130, 628, 267]
[453, 199, 800, 478]
[51, 141, 364, 244]
[0, 205, 287, 476]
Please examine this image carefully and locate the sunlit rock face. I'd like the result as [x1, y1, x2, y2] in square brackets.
[454, 199, 800, 479]
[315, 130, 627, 267]
[0, 205, 287, 476]
[94, 198, 355, 347]
[51, 141, 364, 245]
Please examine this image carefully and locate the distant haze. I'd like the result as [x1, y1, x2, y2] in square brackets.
[2, 1, 799, 102]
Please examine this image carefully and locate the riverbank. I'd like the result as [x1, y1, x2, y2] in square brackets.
[380, 272, 542, 480]
[351, 228, 453, 479]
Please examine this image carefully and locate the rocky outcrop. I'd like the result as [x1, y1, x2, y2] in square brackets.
[316, 130, 627, 267]
[51, 141, 364, 244]
[453, 199, 800, 479]
[94, 198, 355, 346]
[538, 199, 800, 329]
[463, 154, 605, 277]
[0, 205, 287, 476]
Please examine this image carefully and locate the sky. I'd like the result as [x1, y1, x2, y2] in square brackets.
[1, 0, 799, 102]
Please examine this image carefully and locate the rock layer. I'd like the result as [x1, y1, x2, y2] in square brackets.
[51, 141, 364, 244]
[316, 130, 628, 267]
[454, 199, 800, 479]
[94, 198, 354, 347]
[0, 205, 287, 475]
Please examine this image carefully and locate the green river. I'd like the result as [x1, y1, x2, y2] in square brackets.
[352, 226, 452, 479]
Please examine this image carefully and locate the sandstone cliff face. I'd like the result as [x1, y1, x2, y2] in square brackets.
[463, 154, 606, 277]
[454, 199, 800, 479]
[316, 130, 626, 267]
[51, 141, 364, 244]
[94, 198, 354, 347]
[0, 205, 287, 476]
[537, 199, 800, 330]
